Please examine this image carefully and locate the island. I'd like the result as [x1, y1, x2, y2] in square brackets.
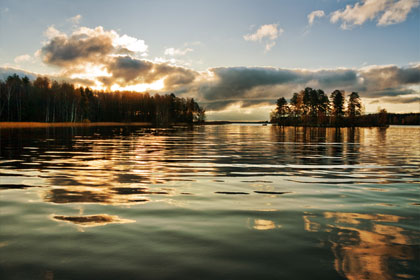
[270, 87, 420, 127]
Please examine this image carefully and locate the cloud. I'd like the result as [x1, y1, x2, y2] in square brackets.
[330, 0, 419, 29]
[164, 47, 193, 56]
[101, 55, 197, 88]
[0, 67, 37, 81]
[369, 95, 420, 106]
[381, 96, 420, 103]
[314, 69, 358, 88]
[187, 64, 420, 111]
[14, 54, 32, 64]
[32, 26, 420, 112]
[113, 34, 148, 53]
[44, 25, 65, 39]
[41, 28, 115, 67]
[378, 0, 420, 25]
[243, 24, 284, 51]
[41, 26, 148, 68]
[308, 10, 325, 25]
[105, 56, 153, 84]
[359, 64, 420, 90]
[39, 25, 200, 90]
[68, 14, 82, 25]
[3, 61, 419, 114]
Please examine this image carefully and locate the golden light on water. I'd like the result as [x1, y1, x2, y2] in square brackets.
[304, 211, 415, 280]
[251, 219, 281, 230]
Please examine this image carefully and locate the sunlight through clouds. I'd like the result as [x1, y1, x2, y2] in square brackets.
[1, 0, 418, 118]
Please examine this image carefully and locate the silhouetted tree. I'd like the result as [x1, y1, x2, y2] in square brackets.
[378, 108, 388, 127]
[347, 92, 362, 118]
[0, 74, 205, 125]
[268, 87, 414, 127]
[271, 97, 289, 124]
[290, 92, 302, 118]
[331, 90, 345, 125]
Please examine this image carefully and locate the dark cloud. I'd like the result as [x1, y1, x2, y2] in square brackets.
[35, 26, 420, 112]
[315, 69, 357, 88]
[196, 67, 360, 108]
[201, 67, 303, 101]
[397, 66, 420, 84]
[359, 65, 420, 92]
[157, 64, 197, 87]
[370, 96, 420, 106]
[200, 98, 275, 111]
[106, 56, 153, 83]
[39, 26, 197, 90]
[193, 65, 419, 110]
[381, 96, 420, 104]
[201, 100, 237, 111]
[41, 33, 114, 67]
[366, 88, 416, 98]
[103, 55, 198, 88]
[240, 99, 275, 108]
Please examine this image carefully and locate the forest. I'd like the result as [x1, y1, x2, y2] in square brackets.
[0, 74, 205, 124]
[270, 87, 420, 126]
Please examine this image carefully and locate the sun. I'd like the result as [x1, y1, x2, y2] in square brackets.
[110, 79, 165, 92]
[69, 64, 165, 92]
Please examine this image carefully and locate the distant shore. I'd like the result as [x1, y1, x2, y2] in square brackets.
[1, 121, 418, 129]
[0, 122, 153, 128]
[0, 121, 273, 128]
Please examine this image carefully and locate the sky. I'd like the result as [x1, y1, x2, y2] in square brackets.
[0, 0, 419, 120]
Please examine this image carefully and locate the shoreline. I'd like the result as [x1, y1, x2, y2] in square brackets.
[0, 122, 153, 129]
[0, 121, 418, 129]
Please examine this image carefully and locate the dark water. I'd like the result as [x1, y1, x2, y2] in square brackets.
[0, 125, 419, 280]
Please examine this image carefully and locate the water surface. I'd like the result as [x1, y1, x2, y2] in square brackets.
[0, 125, 419, 279]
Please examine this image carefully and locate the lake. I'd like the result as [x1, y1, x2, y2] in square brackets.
[0, 124, 419, 280]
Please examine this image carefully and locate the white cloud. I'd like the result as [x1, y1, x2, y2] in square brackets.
[113, 34, 148, 53]
[378, 0, 420, 25]
[243, 23, 284, 51]
[67, 26, 148, 55]
[244, 24, 281, 41]
[68, 14, 82, 25]
[164, 47, 194, 56]
[330, 0, 419, 29]
[308, 10, 325, 25]
[14, 54, 32, 64]
[44, 25, 65, 39]
[265, 41, 276, 51]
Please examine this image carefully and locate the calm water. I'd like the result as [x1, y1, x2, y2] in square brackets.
[0, 125, 419, 280]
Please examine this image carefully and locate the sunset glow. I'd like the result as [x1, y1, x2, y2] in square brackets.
[110, 78, 165, 92]
[1, 0, 419, 119]
[0, 1, 419, 279]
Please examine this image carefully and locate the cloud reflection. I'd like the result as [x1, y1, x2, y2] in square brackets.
[52, 214, 135, 227]
[252, 219, 281, 230]
[43, 187, 168, 205]
[304, 211, 418, 280]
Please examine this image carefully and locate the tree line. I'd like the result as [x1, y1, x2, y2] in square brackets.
[0, 74, 205, 124]
[270, 87, 419, 126]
